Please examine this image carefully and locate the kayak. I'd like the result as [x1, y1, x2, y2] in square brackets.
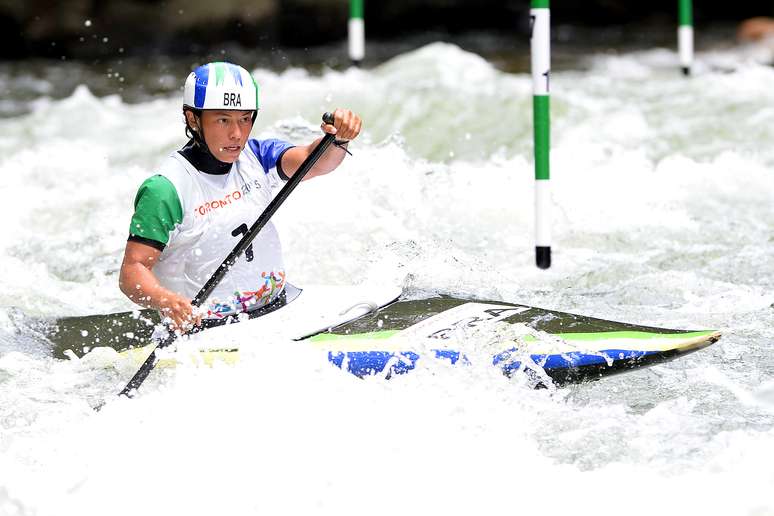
[312, 297, 720, 386]
[49, 284, 721, 387]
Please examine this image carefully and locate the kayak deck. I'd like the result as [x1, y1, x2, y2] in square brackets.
[310, 298, 721, 386]
[50, 290, 721, 387]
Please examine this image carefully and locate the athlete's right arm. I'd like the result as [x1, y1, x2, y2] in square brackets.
[119, 240, 201, 331]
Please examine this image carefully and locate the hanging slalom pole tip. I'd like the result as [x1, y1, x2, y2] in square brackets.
[678, 0, 693, 76]
[323, 112, 335, 124]
[348, 0, 365, 67]
[536, 247, 551, 269]
[531, 0, 552, 269]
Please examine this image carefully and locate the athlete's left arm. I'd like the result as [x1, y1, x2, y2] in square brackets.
[280, 108, 361, 180]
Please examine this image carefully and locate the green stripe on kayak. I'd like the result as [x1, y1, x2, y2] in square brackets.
[543, 330, 715, 342]
[309, 329, 716, 343]
[310, 330, 400, 342]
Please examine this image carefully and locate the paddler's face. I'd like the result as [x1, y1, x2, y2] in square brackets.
[196, 110, 254, 163]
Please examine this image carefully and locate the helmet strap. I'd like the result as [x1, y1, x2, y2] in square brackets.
[182, 108, 229, 169]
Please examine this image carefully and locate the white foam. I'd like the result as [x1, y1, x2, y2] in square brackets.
[1, 42, 773, 515]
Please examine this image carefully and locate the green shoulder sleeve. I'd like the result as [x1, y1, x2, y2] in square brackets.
[128, 175, 183, 246]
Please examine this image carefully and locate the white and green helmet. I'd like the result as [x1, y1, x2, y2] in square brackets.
[183, 62, 259, 111]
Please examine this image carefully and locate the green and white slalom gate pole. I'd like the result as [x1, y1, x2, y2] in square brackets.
[531, 0, 551, 269]
[678, 0, 693, 75]
[348, 0, 365, 66]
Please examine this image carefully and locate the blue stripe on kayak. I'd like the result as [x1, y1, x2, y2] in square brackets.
[194, 65, 209, 108]
[328, 349, 659, 378]
[434, 349, 461, 364]
[328, 351, 420, 376]
[496, 348, 655, 372]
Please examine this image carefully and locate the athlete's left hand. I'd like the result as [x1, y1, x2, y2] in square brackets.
[321, 108, 362, 142]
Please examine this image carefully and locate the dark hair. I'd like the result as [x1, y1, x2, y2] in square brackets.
[182, 107, 203, 143]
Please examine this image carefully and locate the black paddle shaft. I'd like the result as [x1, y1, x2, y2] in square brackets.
[116, 112, 337, 400]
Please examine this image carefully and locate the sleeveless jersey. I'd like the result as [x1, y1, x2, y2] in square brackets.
[129, 139, 293, 319]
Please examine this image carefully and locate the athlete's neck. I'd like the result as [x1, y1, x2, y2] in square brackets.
[179, 139, 232, 175]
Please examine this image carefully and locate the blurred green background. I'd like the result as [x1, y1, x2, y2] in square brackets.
[1, 0, 772, 60]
